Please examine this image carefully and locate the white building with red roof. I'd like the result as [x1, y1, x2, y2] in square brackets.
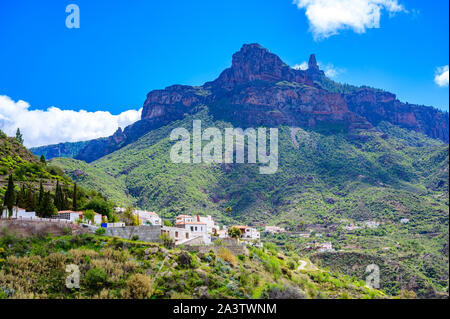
[176, 216, 208, 234]
[235, 225, 260, 240]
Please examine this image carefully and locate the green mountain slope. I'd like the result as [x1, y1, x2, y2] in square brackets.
[0, 130, 72, 198]
[50, 157, 135, 207]
[51, 108, 449, 297]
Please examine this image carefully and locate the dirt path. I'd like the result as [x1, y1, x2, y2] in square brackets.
[297, 260, 318, 271]
[298, 260, 307, 270]
[290, 127, 300, 149]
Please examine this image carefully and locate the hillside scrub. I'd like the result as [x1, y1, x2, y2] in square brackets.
[0, 232, 389, 299]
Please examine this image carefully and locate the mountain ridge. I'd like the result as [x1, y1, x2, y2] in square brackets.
[32, 43, 449, 162]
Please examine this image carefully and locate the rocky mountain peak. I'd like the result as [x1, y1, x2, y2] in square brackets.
[308, 54, 319, 70]
[230, 43, 283, 70]
[211, 43, 312, 88]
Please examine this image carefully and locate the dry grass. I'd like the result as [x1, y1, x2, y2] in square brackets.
[217, 247, 237, 266]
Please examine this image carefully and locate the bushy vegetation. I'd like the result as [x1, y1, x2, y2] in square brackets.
[0, 232, 389, 299]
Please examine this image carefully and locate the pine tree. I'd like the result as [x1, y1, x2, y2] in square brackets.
[40, 154, 46, 165]
[15, 128, 24, 145]
[3, 175, 16, 218]
[72, 183, 78, 211]
[36, 191, 56, 218]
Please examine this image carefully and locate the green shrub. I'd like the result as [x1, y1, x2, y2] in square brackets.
[287, 260, 296, 270]
[85, 267, 107, 290]
[95, 228, 106, 235]
[264, 256, 282, 279]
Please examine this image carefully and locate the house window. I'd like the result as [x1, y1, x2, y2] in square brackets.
[175, 232, 178, 238]
[191, 226, 194, 231]
[186, 233, 189, 239]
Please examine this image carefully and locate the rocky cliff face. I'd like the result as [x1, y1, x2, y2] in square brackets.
[345, 89, 449, 142]
[71, 43, 448, 162]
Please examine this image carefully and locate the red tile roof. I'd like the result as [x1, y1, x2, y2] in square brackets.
[176, 221, 207, 225]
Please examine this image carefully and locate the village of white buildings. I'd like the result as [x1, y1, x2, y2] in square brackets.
[1, 205, 389, 252]
[1, 205, 262, 247]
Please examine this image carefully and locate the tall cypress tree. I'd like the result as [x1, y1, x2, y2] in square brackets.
[38, 181, 44, 207]
[37, 191, 56, 218]
[72, 183, 78, 211]
[25, 187, 36, 212]
[63, 193, 69, 211]
[3, 175, 15, 218]
[54, 181, 64, 211]
[16, 184, 26, 208]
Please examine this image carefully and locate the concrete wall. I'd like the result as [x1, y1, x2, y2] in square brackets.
[105, 225, 161, 243]
[0, 219, 87, 236]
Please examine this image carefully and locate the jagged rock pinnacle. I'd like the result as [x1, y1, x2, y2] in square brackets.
[308, 54, 319, 70]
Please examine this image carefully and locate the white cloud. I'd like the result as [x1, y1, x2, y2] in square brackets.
[0, 95, 142, 148]
[322, 63, 344, 77]
[292, 61, 344, 78]
[434, 65, 449, 87]
[293, 62, 309, 70]
[293, 0, 406, 40]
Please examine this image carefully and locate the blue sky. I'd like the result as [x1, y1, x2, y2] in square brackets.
[0, 0, 448, 146]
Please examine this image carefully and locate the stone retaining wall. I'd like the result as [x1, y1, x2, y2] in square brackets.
[105, 225, 161, 242]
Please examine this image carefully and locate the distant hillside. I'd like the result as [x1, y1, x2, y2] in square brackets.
[30, 140, 90, 160]
[0, 130, 71, 195]
[50, 157, 135, 207]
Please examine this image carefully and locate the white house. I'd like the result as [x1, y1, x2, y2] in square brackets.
[317, 242, 334, 253]
[57, 210, 82, 222]
[162, 226, 211, 245]
[176, 214, 218, 234]
[1, 207, 36, 219]
[364, 220, 380, 229]
[235, 226, 260, 240]
[196, 215, 219, 234]
[162, 226, 192, 243]
[135, 210, 161, 226]
[176, 219, 208, 234]
[264, 225, 286, 234]
[86, 212, 102, 225]
[57, 210, 102, 225]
